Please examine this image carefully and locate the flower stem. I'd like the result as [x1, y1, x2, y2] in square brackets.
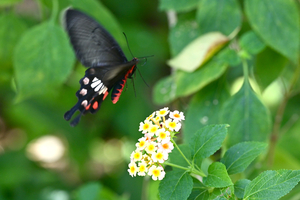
[191, 168, 206, 177]
[171, 138, 191, 166]
[164, 162, 189, 171]
[164, 162, 206, 177]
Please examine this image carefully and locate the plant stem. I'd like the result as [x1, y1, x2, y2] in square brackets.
[171, 139, 191, 166]
[164, 162, 206, 177]
[267, 64, 300, 166]
[50, 0, 58, 23]
[164, 162, 189, 171]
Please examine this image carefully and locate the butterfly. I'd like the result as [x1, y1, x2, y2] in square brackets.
[63, 9, 140, 126]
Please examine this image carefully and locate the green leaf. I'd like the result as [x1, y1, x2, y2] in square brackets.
[254, 47, 288, 90]
[169, 14, 202, 56]
[168, 144, 192, 169]
[208, 186, 235, 200]
[159, 0, 200, 12]
[153, 75, 176, 105]
[196, 0, 242, 36]
[216, 47, 241, 67]
[221, 80, 272, 147]
[190, 124, 228, 163]
[234, 179, 250, 199]
[203, 162, 233, 188]
[188, 180, 209, 200]
[0, 0, 21, 6]
[0, 13, 27, 67]
[168, 32, 228, 72]
[245, 0, 300, 63]
[221, 142, 267, 175]
[175, 60, 228, 97]
[70, 0, 125, 48]
[239, 31, 266, 55]
[244, 170, 300, 200]
[77, 182, 102, 200]
[13, 21, 75, 100]
[159, 170, 193, 200]
[188, 189, 209, 200]
[184, 81, 230, 143]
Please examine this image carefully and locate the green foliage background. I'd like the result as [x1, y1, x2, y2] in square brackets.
[0, 0, 300, 199]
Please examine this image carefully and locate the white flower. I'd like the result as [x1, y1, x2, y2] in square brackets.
[148, 165, 166, 180]
[151, 150, 168, 163]
[165, 119, 181, 131]
[128, 162, 138, 177]
[156, 107, 170, 117]
[135, 137, 148, 150]
[146, 112, 156, 120]
[130, 150, 143, 161]
[145, 141, 157, 154]
[155, 128, 170, 142]
[148, 124, 159, 137]
[139, 120, 152, 133]
[169, 110, 185, 122]
[158, 141, 174, 153]
[138, 161, 148, 176]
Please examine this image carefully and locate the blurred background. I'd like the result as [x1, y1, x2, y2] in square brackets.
[0, 0, 169, 199]
[2, 0, 300, 199]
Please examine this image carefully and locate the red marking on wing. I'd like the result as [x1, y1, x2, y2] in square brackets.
[112, 65, 136, 104]
[103, 91, 109, 100]
[92, 101, 98, 110]
[112, 79, 125, 104]
[85, 104, 91, 110]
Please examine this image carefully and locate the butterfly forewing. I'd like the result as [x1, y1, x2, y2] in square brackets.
[64, 9, 128, 67]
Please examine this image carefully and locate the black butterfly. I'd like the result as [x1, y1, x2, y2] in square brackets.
[63, 9, 140, 126]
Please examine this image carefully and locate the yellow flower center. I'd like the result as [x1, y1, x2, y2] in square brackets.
[140, 165, 146, 172]
[162, 143, 169, 149]
[160, 132, 167, 139]
[130, 166, 135, 173]
[148, 144, 155, 151]
[134, 152, 141, 160]
[169, 122, 176, 128]
[156, 153, 163, 160]
[139, 141, 145, 147]
[159, 110, 166, 115]
[153, 169, 160, 177]
[150, 126, 158, 133]
[174, 113, 180, 118]
[143, 124, 149, 129]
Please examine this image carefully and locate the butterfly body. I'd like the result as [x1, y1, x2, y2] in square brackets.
[63, 9, 139, 126]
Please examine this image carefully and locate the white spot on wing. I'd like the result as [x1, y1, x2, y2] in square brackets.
[83, 77, 89, 85]
[94, 83, 103, 92]
[81, 100, 88, 107]
[92, 77, 99, 82]
[99, 86, 108, 95]
[91, 80, 101, 88]
[79, 89, 87, 96]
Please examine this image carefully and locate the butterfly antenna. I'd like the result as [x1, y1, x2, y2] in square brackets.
[137, 68, 149, 87]
[123, 32, 134, 58]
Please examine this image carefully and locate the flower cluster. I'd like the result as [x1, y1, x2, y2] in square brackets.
[128, 107, 185, 180]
